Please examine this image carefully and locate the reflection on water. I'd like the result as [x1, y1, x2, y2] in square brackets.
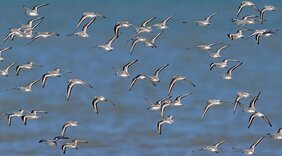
[0, 0, 282, 155]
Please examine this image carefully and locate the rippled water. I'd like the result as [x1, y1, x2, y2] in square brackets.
[0, 0, 282, 156]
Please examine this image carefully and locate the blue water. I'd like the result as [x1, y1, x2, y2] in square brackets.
[0, 0, 282, 155]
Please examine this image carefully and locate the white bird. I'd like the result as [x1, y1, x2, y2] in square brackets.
[192, 139, 227, 153]
[267, 128, 282, 140]
[6, 79, 39, 92]
[228, 29, 247, 40]
[97, 35, 118, 51]
[0, 62, 15, 76]
[28, 32, 60, 45]
[92, 96, 116, 114]
[23, 3, 49, 16]
[247, 111, 272, 128]
[66, 79, 93, 101]
[201, 99, 228, 120]
[7, 109, 26, 126]
[220, 62, 243, 80]
[157, 115, 174, 135]
[75, 12, 105, 31]
[68, 18, 95, 38]
[232, 136, 264, 155]
[167, 75, 196, 96]
[129, 74, 156, 91]
[16, 61, 41, 76]
[21, 110, 47, 125]
[61, 121, 78, 137]
[183, 11, 217, 26]
[133, 17, 156, 37]
[145, 30, 164, 48]
[210, 59, 239, 70]
[236, 1, 260, 17]
[208, 44, 230, 58]
[115, 59, 138, 78]
[233, 91, 252, 114]
[260, 5, 275, 24]
[149, 64, 169, 82]
[153, 16, 173, 29]
[130, 36, 156, 54]
[61, 139, 88, 154]
[39, 136, 69, 147]
[0, 47, 12, 61]
[114, 21, 131, 38]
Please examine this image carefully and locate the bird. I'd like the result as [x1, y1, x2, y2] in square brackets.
[153, 16, 173, 29]
[42, 68, 71, 88]
[157, 115, 174, 135]
[145, 30, 164, 48]
[0, 47, 12, 61]
[61, 121, 78, 137]
[68, 18, 96, 38]
[27, 32, 60, 45]
[15, 61, 41, 76]
[0, 62, 15, 76]
[240, 91, 261, 113]
[232, 136, 264, 155]
[133, 17, 156, 37]
[129, 74, 156, 91]
[201, 99, 228, 120]
[192, 139, 227, 153]
[92, 96, 116, 114]
[7, 109, 26, 126]
[228, 29, 247, 40]
[210, 59, 239, 70]
[167, 75, 196, 96]
[187, 43, 222, 51]
[183, 11, 217, 26]
[160, 98, 174, 117]
[21, 110, 47, 125]
[236, 1, 260, 17]
[61, 139, 88, 154]
[3, 28, 24, 43]
[6, 79, 39, 92]
[233, 91, 252, 114]
[267, 128, 282, 140]
[255, 30, 277, 45]
[171, 93, 192, 106]
[130, 36, 156, 54]
[146, 96, 172, 111]
[39, 136, 69, 147]
[208, 44, 230, 58]
[115, 59, 138, 78]
[260, 5, 275, 24]
[97, 35, 118, 51]
[114, 21, 131, 38]
[19, 16, 44, 30]
[23, 3, 49, 16]
[75, 12, 105, 31]
[232, 15, 260, 26]
[66, 79, 93, 101]
[148, 64, 169, 82]
[247, 111, 272, 128]
[220, 62, 243, 80]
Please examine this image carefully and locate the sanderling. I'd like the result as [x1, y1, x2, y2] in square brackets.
[208, 44, 230, 58]
[115, 59, 138, 78]
[28, 32, 60, 45]
[233, 91, 252, 114]
[130, 36, 156, 55]
[201, 99, 228, 120]
[146, 96, 172, 111]
[68, 18, 95, 38]
[228, 29, 247, 40]
[42, 68, 71, 88]
[16, 61, 41, 76]
[97, 35, 118, 51]
[20, 16, 44, 30]
[75, 12, 105, 31]
[210, 59, 239, 70]
[247, 111, 272, 128]
[61, 121, 78, 137]
[172, 93, 192, 106]
[260, 5, 275, 24]
[236, 1, 259, 17]
[183, 11, 217, 26]
[129, 74, 156, 91]
[241, 92, 261, 113]
[267, 128, 282, 140]
[114, 21, 131, 38]
[153, 16, 173, 29]
[0, 62, 15, 76]
[133, 17, 156, 37]
[255, 30, 277, 44]
[7, 109, 26, 126]
[66, 79, 93, 101]
[61, 139, 88, 154]
[157, 115, 174, 135]
[220, 62, 243, 80]
[192, 139, 227, 153]
[21, 110, 47, 125]
[0, 47, 12, 61]
[187, 43, 222, 51]
[23, 3, 49, 16]
[167, 75, 196, 96]
[232, 136, 264, 155]
[39, 136, 69, 147]
[6, 79, 39, 92]
[92, 96, 116, 114]
[145, 30, 164, 48]
[149, 64, 169, 82]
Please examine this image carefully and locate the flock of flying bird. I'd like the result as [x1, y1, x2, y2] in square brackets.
[0, 1, 281, 155]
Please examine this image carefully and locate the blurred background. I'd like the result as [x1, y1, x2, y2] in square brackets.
[0, 0, 282, 155]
